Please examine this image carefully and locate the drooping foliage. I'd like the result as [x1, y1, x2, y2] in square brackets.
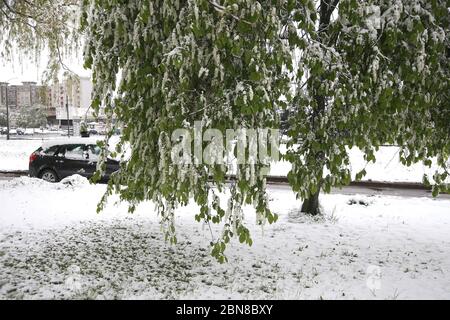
[0, 0, 81, 79]
[81, 0, 449, 260]
[82, 0, 293, 262]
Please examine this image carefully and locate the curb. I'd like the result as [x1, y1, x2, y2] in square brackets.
[222, 174, 431, 190]
[264, 176, 430, 190]
[0, 170, 28, 177]
[348, 180, 429, 190]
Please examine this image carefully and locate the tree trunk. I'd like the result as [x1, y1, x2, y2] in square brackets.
[301, 190, 321, 215]
[299, 0, 338, 216]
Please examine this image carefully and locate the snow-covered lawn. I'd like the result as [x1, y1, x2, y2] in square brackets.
[0, 139, 42, 171]
[0, 138, 447, 183]
[268, 145, 448, 183]
[0, 176, 449, 299]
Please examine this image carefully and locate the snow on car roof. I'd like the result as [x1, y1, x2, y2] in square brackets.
[41, 137, 102, 149]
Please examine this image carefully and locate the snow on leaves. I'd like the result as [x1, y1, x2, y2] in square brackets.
[82, 0, 449, 261]
[82, 0, 291, 262]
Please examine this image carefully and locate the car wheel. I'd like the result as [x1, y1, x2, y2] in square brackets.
[40, 169, 59, 183]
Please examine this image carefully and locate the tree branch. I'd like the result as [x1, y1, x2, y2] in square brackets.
[208, 0, 254, 26]
[2, 0, 34, 19]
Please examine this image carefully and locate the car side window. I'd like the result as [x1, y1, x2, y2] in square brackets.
[87, 144, 101, 162]
[42, 145, 60, 156]
[61, 144, 87, 160]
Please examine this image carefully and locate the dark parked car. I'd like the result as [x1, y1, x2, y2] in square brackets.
[29, 139, 120, 182]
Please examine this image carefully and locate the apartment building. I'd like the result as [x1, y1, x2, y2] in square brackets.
[53, 75, 103, 134]
[0, 81, 51, 126]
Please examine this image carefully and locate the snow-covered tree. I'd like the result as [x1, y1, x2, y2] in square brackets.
[82, 0, 293, 262]
[82, 0, 449, 259]
[16, 104, 47, 128]
[0, 112, 7, 127]
[284, 0, 449, 214]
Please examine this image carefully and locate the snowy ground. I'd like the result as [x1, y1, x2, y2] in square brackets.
[268, 145, 449, 183]
[0, 138, 447, 183]
[0, 139, 42, 171]
[0, 176, 449, 299]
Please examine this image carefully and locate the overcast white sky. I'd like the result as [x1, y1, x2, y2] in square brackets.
[0, 51, 90, 85]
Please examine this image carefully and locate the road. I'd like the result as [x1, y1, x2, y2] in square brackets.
[268, 183, 450, 199]
[0, 133, 64, 140]
[1, 171, 449, 200]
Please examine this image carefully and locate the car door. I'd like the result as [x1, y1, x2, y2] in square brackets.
[104, 157, 120, 179]
[86, 144, 120, 179]
[55, 144, 91, 178]
[85, 144, 101, 177]
[37, 145, 61, 173]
